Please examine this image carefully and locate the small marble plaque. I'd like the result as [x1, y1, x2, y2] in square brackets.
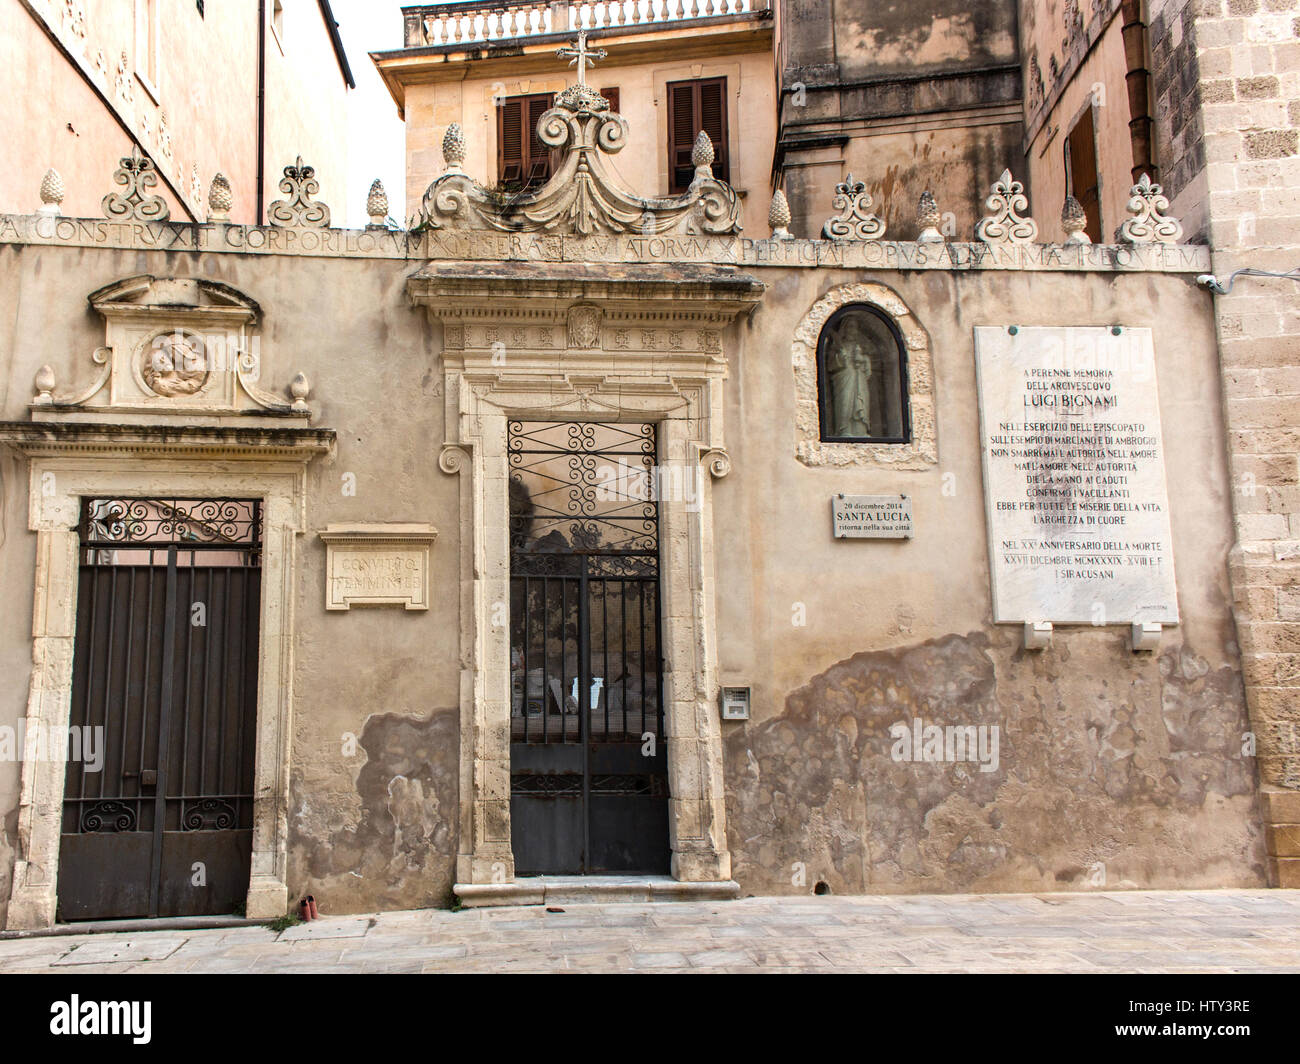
[319, 524, 439, 611]
[974, 326, 1178, 625]
[832, 494, 913, 539]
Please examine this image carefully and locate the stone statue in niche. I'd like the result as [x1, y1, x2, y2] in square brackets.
[826, 320, 875, 438]
[818, 306, 907, 442]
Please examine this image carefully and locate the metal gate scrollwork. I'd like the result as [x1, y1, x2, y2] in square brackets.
[508, 421, 671, 875]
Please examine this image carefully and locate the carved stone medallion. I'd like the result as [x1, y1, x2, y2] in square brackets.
[140, 331, 209, 397]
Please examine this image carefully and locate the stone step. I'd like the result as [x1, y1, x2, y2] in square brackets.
[454, 875, 741, 908]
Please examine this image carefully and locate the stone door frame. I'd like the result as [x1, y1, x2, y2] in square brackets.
[2, 437, 325, 928]
[413, 270, 763, 890]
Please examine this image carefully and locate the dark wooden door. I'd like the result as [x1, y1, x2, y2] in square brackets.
[508, 422, 670, 875]
[57, 498, 262, 920]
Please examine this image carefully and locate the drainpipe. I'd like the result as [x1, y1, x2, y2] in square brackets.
[1121, 0, 1157, 184]
[257, 0, 267, 224]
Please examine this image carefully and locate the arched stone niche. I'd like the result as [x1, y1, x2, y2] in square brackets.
[791, 281, 937, 469]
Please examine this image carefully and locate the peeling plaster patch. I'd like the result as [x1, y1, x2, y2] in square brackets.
[290, 709, 458, 911]
[842, 4, 1018, 70]
[723, 633, 1266, 897]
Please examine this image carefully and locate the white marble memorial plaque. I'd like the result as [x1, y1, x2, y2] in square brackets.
[319, 524, 439, 611]
[974, 326, 1178, 625]
[832, 494, 913, 539]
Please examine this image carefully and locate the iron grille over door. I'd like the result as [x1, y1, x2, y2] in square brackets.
[57, 498, 262, 920]
[509, 421, 670, 875]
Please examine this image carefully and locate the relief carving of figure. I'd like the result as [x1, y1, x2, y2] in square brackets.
[141, 332, 208, 397]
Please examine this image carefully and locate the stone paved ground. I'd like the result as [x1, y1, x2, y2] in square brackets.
[2, 889, 1298, 973]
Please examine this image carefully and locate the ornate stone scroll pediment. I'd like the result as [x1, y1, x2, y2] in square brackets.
[103, 144, 169, 223]
[977, 169, 1038, 245]
[417, 98, 741, 238]
[821, 175, 885, 241]
[1118, 174, 1184, 245]
[268, 157, 331, 229]
[30, 275, 314, 423]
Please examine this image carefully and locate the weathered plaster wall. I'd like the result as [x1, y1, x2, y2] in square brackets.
[0, 234, 1264, 919]
[834, 120, 1026, 241]
[716, 266, 1265, 895]
[261, 0, 351, 222]
[0, 243, 461, 920]
[775, 0, 1024, 240]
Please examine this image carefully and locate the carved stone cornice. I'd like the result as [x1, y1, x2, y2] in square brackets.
[408, 263, 765, 324]
[0, 421, 336, 461]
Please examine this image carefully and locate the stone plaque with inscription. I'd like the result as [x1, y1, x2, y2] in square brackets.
[832, 494, 913, 539]
[319, 524, 439, 611]
[974, 326, 1178, 625]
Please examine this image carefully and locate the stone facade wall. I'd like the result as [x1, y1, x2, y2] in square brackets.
[1186, 0, 1300, 887]
[1019, 3, 1138, 242]
[0, 220, 1267, 919]
[1149, 0, 1210, 238]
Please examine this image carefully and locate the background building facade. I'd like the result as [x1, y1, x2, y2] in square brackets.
[2, 0, 354, 223]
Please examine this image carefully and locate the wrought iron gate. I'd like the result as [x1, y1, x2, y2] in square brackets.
[509, 421, 670, 875]
[57, 498, 262, 920]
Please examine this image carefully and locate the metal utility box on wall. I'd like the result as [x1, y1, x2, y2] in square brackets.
[719, 686, 751, 721]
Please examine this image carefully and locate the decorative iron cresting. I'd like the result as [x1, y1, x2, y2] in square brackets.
[508, 420, 659, 577]
[80, 498, 263, 552]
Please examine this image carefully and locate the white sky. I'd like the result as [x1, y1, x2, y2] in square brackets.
[335, 0, 411, 227]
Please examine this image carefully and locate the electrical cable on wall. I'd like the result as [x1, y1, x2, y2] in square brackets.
[1196, 267, 1300, 295]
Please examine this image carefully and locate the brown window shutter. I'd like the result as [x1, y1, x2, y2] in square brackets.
[668, 81, 698, 194]
[698, 78, 728, 185]
[499, 93, 556, 190]
[599, 86, 619, 112]
[526, 93, 555, 186]
[667, 77, 728, 193]
[499, 97, 524, 185]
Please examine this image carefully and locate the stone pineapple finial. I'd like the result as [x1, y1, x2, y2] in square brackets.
[208, 172, 233, 221]
[290, 372, 311, 413]
[442, 124, 466, 172]
[366, 179, 389, 226]
[691, 131, 715, 183]
[33, 364, 56, 405]
[768, 189, 792, 239]
[39, 168, 64, 215]
[1061, 195, 1090, 244]
[917, 190, 943, 243]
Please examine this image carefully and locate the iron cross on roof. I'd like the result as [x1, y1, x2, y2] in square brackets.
[556, 30, 607, 87]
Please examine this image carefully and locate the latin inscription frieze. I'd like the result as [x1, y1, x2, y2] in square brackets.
[0, 213, 1211, 273]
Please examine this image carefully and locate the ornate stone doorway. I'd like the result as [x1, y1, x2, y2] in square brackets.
[508, 421, 670, 875]
[410, 265, 764, 899]
[57, 498, 263, 920]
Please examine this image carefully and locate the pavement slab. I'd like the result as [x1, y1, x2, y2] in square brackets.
[1, 889, 1297, 973]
